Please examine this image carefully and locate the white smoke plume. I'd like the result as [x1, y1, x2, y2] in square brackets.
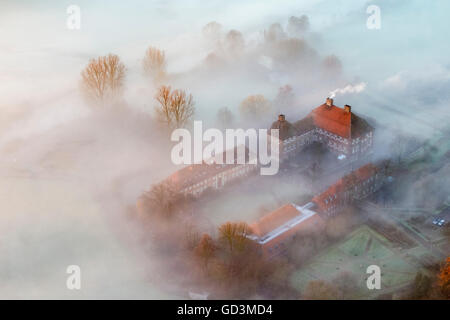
[329, 82, 367, 98]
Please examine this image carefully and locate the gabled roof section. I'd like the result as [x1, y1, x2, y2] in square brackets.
[250, 204, 301, 237]
[311, 103, 352, 138]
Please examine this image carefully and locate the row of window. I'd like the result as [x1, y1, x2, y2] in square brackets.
[183, 164, 255, 196]
[317, 128, 348, 144]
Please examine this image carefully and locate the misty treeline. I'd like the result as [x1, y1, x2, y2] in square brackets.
[136, 179, 377, 299]
[79, 14, 346, 134]
[199, 15, 344, 127]
[137, 189, 293, 298]
[79, 49, 195, 133]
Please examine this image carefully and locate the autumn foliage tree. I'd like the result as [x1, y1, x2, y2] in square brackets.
[143, 46, 167, 81]
[195, 234, 216, 268]
[239, 94, 271, 121]
[438, 257, 450, 298]
[155, 85, 195, 129]
[218, 222, 251, 253]
[80, 54, 125, 105]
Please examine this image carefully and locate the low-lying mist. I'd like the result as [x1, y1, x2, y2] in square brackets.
[1, 0, 449, 299]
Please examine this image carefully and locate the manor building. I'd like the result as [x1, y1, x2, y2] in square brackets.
[249, 163, 384, 258]
[270, 98, 374, 161]
[167, 98, 374, 198]
[312, 163, 384, 217]
[167, 147, 258, 197]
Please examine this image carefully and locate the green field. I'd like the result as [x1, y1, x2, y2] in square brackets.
[290, 225, 425, 299]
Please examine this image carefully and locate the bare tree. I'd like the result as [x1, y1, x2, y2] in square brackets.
[80, 54, 125, 105]
[155, 85, 195, 129]
[239, 94, 271, 121]
[140, 181, 179, 218]
[143, 46, 167, 81]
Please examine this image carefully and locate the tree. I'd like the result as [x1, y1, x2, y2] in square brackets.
[225, 30, 244, 55]
[213, 221, 267, 297]
[140, 181, 179, 218]
[239, 95, 271, 121]
[303, 280, 342, 300]
[218, 222, 251, 253]
[80, 54, 125, 105]
[155, 85, 195, 129]
[195, 234, 216, 268]
[272, 38, 311, 63]
[264, 23, 286, 43]
[216, 107, 234, 128]
[410, 272, 432, 299]
[286, 15, 309, 36]
[202, 21, 223, 44]
[274, 85, 295, 112]
[143, 46, 166, 81]
[438, 257, 450, 298]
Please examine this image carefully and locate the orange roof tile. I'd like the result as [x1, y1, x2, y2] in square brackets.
[250, 204, 301, 237]
[167, 146, 256, 190]
[312, 163, 379, 211]
[311, 103, 352, 138]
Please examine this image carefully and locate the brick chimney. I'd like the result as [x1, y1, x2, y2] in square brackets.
[326, 98, 333, 107]
[278, 114, 286, 122]
[344, 105, 351, 113]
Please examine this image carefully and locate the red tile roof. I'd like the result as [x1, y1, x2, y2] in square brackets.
[250, 204, 300, 237]
[270, 99, 373, 141]
[312, 163, 379, 211]
[354, 163, 378, 181]
[167, 146, 256, 190]
[311, 103, 352, 138]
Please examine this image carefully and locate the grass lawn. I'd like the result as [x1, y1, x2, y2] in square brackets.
[290, 225, 425, 299]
